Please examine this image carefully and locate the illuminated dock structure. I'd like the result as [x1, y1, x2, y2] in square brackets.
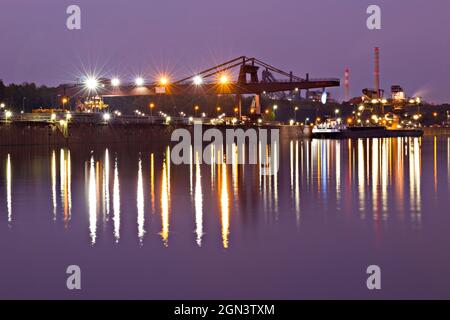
[60, 56, 340, 116]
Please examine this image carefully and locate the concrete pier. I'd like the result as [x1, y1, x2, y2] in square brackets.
[0, 121, 306, 146]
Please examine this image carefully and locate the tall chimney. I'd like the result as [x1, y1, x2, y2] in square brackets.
[374, 47, 380, 98]
[344, 68, 350, 102]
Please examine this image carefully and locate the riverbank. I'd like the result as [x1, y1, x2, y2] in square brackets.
[1, 121, 449, 146]
[0, 121, 305, 146]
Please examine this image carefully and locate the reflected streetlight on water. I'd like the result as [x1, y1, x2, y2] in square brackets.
[88, 156, 97, 245]
[113, 156, 121, 243]
[137, 157, 145, 244]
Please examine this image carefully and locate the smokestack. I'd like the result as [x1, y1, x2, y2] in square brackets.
[344, 68, 350, 102]
[374, 47, 380, 99]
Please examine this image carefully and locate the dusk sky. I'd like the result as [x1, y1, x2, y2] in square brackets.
[1, 0, 449, 102]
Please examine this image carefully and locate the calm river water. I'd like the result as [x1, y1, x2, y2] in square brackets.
[0, 136, 449, 299]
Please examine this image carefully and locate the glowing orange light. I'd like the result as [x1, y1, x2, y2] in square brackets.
[219, 74, 229, 84]
[159, 76, 169, 86]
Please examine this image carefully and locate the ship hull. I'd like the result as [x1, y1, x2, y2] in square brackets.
[312, 127, 423, 139]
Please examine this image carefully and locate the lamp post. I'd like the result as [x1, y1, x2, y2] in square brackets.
[149, 102, 155, 119]
[194, 105, 199, 117]
[294, 106, 299, 122]
[62, 97, 68, 111]
[416, 97, 421, 115]
[22, 97, 27, 113]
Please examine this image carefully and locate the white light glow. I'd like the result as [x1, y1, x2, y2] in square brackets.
[219, 74, 229, 84]
[85, 77, 99, 90]
[321, 91, 328, 104]
[135, 77, 145, 86]
[111, 78, 120, 87]
[193, 75, 203, 85]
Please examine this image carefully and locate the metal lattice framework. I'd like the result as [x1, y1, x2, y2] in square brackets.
[60, 56, 340, 97]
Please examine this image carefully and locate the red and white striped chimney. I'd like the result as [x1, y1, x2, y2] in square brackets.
[374, 47, 380, 98]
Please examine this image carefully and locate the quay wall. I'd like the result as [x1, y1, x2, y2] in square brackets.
[423, 127, 450, 136]
[0, 122, 307, 146]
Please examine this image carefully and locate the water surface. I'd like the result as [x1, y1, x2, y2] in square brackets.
[0, 136, 449, 299]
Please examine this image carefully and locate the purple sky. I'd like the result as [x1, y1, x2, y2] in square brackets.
[0, 0, 449, 102]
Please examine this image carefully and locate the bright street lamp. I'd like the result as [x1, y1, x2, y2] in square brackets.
[111, 78, 121, 87]
[85, 77, 99, 90]
[135, 77, 145, 86]
[193, 75, 203, 85]
[219, 74, 229, 84]
[159, 76, 169, 86]
[149, 103, 155, 118]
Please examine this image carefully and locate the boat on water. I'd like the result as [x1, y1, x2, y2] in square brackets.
[312, 119, 423, 139]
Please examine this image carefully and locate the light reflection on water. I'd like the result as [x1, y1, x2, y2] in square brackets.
[113, 156, 120, 243]
[137, 156, 145, 244]
[0, 137, 449, 247]
[6, 153, 11, 223]
[1, 136, 450, 298]
[160, 147, 171, 246]
[194, 152, 204, 247]
[88, 155, 97, 245]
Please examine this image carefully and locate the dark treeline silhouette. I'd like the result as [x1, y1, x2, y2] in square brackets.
[0, 80, 59, 111]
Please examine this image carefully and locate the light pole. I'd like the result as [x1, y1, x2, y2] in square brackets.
[62, 97, 68, 111]
[194, 105, 199, 117]
[149, 103, 155, 119]
[22, 97, 27, 113]
[294, 106, 299, 121]
[416, 97, 421, 115]
[273, 104, 278, 119]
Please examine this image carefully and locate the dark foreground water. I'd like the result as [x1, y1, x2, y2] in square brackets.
[0, 136, 449, 299]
